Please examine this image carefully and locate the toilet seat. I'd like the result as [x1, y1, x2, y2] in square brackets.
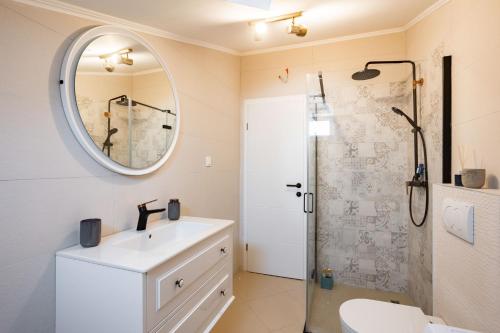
[339, 299, 433, 333]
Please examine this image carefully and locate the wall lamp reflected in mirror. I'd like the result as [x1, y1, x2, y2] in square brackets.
[99, 48, 133, 72]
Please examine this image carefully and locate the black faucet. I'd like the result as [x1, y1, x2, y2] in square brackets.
[137, 199, 166, 231]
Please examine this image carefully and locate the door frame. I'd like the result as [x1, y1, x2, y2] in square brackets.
[241, 95, 308, 279]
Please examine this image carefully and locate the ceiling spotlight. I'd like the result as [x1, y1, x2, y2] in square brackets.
[99, 48, 133, 72]
[253, 21, 268, 41]
[288, 17, 308, 37]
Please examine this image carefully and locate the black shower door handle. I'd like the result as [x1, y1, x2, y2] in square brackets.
[303, 192, 314, 213]
[308, 193, 314, 213]
[287, 183, 302, 188]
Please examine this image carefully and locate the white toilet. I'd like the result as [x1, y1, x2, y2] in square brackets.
[339, 298, 445, 333]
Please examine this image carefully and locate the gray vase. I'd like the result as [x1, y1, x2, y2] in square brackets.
[462, 169, 486, 189]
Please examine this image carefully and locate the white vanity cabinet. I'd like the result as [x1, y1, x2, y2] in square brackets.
[56, 217, 234, 333]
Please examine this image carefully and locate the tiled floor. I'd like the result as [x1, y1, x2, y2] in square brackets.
[211, 271, 306, 333]
[308, 282, 415, 333]
[212, 271, 415, 333]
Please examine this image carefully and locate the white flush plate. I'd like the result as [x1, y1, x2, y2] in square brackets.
[441, 198, 474, 244]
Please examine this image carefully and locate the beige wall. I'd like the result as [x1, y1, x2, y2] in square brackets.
[433, 185, 500, 332]
[132, 70, 175, 111]
[0, 0, 240, 332]
[241, 32, 408, 100]
[407, 0, 500, 186]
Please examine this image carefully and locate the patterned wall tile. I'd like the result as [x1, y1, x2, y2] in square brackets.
[316, 80, 413, 293]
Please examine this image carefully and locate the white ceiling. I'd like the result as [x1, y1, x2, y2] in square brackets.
[57, 0, 440, 53]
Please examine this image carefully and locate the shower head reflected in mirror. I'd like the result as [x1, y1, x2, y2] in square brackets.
[102, 127, 119, 155]
[116, 96, 137, 107]
[351, 68, 380, 81]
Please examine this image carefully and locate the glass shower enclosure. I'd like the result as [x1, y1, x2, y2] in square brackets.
[303, 64, 426, 332]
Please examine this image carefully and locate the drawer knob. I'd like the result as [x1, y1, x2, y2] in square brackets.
[175, 279, 185, 288]
[220, 289, 227, 297]
[220, 247, 229, 254]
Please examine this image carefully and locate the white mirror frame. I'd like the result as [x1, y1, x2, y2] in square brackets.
[60, 25, 180, 175]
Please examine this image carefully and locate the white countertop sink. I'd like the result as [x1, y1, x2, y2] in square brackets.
[57, 216, 234, 273]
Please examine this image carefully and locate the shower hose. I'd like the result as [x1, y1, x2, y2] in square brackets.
[408, 129, 429, 227]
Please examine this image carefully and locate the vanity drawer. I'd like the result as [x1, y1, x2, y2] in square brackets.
[146, 229, 232, 330]
[154, 266, 232, 333]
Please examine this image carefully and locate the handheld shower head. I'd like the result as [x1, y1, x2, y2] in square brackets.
[102, 128, 118, 153]
[391, 107, 419, 129]
[391, 107, 405, 116]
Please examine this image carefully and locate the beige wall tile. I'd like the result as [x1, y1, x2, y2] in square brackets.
[312, 33, 406, 63]
[241, 47, 314, 72]
[407, 0, 500, 181]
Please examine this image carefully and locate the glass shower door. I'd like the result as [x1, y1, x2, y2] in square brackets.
[305, 73, 322, 332]
[305, 116, 317, 332]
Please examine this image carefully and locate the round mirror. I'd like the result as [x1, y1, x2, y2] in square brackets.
[60, 26, 180, 175]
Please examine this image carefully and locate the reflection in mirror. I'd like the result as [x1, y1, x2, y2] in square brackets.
[75, 34, 176, 169]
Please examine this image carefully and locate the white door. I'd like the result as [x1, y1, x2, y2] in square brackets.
[244, 95, 307, 280]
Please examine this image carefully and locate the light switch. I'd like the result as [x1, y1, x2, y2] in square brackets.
[441, 198, 474, 244]
[204, 156, 213, 167]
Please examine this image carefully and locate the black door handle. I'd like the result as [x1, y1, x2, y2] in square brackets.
[303, 193, 308, 213]
[287, 183, 302, 189]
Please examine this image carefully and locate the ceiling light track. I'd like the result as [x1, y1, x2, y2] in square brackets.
[259, 11, 303, 24]
[249, 11, 307, 41]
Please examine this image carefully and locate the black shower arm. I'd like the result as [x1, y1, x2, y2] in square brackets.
[107, 95, 128, 113]
[133, 100, 176, 116]
[363, 60, 421, 172]
[364, 60, 416, 82]
[109, 94, 128, 102]
[318, 71, 326, 104]
[108, 95, 177, 116]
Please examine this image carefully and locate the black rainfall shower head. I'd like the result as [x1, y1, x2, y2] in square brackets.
[116, 97, 137, 106]
[352, 68, 380, 81]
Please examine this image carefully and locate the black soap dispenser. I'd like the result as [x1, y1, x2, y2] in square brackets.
[80, 218, 101, 247]
[168, 199, 180, 220]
